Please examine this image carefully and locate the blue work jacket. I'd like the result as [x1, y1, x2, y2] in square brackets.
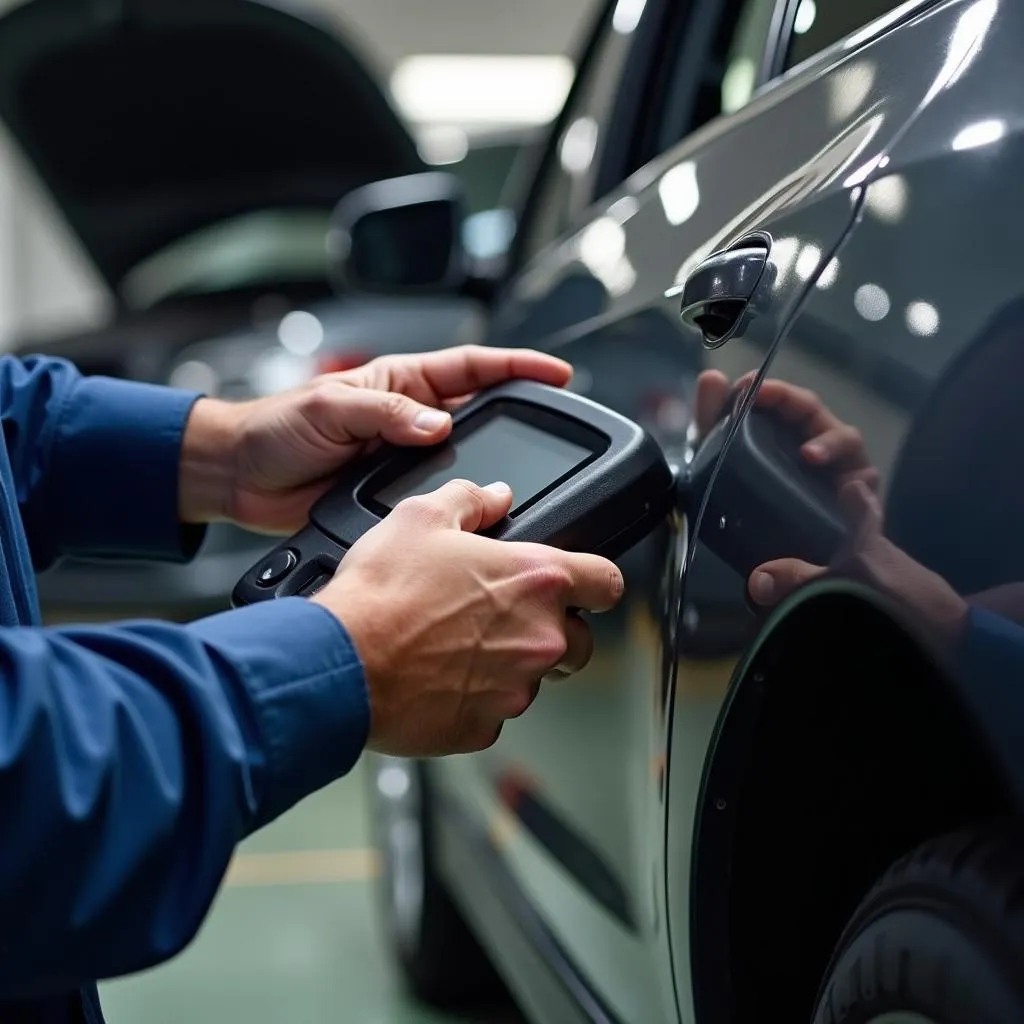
[0, 357, 369, 1023]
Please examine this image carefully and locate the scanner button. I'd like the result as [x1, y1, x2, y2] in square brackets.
[255, 549, 298, 588]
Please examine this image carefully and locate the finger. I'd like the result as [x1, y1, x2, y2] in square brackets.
[749, 559, 826, 606]
[695, 370, 731, 435]
[310, 386, 454, 446]
[801, 423, 871, 471]
[397, 478, 513, 533]
[412, 346, 574, 402]
[837, 478, 884, 544]
[754, 379, 845, 437]
[839, 466, 881, 491]
[474, 720, 504, 752]
[549, 614, 594, 678]
[502, 678, 545, 718]
[562, 552, 625, 614]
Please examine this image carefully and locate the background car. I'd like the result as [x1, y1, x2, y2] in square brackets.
[0, 0, 532, 620]
[332, 0, 1024, 1022]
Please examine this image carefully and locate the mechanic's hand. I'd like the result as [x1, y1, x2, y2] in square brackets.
[312, 478, 624, 756]
[178, 346, 573, 533]
[748, 478, 968, 645]
[694, 369, 878, 490]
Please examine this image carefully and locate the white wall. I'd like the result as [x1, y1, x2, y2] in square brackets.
[0, 123, 111, 349]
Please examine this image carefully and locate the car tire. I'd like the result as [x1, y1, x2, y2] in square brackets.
[366, 755, 506, 1010]
[813, 822, 1024, 1024]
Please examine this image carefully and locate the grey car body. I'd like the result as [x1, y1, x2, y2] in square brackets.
[347, 0, 1024, 1021]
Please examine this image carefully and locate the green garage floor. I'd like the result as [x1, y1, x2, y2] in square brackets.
[98, 764, 520, 1024]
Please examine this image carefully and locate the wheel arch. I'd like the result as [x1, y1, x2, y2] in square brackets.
[688, 581, 1024, 1023]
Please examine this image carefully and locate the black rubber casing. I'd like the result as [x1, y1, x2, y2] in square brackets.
[690, 407, 848, 581]
[232, 381, 674, 607]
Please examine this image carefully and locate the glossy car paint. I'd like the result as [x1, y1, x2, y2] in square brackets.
[390, 0, 1024, 1021]
[688, 2, 1024, 1019]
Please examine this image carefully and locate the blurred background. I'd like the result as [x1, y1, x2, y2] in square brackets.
[0, 0, 598, 1021]
[0, 0, 594, 345]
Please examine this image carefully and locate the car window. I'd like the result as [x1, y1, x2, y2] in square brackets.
[720, 0, 779, 113]
[516, 2, 636, 264]
[652, 0, 776, 155]
[783, 0, 908, 71]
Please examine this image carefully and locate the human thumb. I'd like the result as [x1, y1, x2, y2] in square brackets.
[749, 558, 826, 607]
[311, 386, 454, 446]
[395, 478, 514, 533]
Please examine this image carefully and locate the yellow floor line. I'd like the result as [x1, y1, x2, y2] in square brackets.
[225, 848, 380, 888]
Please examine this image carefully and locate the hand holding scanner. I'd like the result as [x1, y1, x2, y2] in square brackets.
[688, 407, 848, 580]
[233, 381, 675, 607]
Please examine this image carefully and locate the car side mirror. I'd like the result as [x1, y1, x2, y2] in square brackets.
[327, 172, 468, 295]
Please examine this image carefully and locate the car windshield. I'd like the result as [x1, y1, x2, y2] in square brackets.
[121, 137, 525, 310]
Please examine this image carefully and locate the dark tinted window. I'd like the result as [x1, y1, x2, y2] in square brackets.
[783, 0, 907, 70]
[631, 0, 776, 176]
[517, 3, 636, 263]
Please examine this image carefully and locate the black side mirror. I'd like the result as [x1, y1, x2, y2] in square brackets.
[327, 172, 468, 295]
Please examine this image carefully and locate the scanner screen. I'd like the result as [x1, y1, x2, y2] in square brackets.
[374, 415, 592, 515]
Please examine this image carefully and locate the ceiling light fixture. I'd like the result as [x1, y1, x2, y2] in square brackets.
[391, 55, 574, 127]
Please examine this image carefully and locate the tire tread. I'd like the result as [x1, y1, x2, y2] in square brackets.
[814, 821, 1024, 1024]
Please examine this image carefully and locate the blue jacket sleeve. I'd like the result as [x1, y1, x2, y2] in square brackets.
[0, 597, 369, 999]
[953, 606, 1024, 775]
[0, 355, 206, 568]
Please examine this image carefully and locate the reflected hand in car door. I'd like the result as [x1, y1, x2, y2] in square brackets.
[694, 371, 969, 645]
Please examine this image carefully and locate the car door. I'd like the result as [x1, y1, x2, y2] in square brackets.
[438, 0, 956, 1019]
[672, 0, 1020, 1021]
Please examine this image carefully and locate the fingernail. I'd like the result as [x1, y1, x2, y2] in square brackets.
[803, 441, 826, 460]
[413, 409, 450, 432]
[750, 571, 775, 605]
[484, 481, 512, 496]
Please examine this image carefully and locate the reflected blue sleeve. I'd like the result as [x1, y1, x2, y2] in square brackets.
[954, 606, 1024, 768]
[960, 606, 1024, 685]
[0, 597, 368, 998]
[1, 355, 206, 567]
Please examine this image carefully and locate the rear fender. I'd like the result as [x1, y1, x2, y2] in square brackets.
[688, 580, 1023, 1023]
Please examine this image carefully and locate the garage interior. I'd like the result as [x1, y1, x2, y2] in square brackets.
[0, 1, 593, 1022]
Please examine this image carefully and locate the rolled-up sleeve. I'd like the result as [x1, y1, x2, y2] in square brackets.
[1, 355, 205, 568]
[0, 596, 369, 999]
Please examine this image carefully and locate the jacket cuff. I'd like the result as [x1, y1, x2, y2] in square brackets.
[187, 598, 370, 829]
[46, 377, 207, 562]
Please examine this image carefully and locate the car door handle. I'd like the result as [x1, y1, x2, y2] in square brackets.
[679, 234, 770, 347]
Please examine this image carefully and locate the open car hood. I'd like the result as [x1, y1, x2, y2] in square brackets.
[0, 0, 424, 292]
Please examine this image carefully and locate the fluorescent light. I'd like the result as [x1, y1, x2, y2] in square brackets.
[560, 117, 599, 174]
[278, 311, 324, 355]
[658, 161, 700, 226]
[828, 61, 875, 121]
[612, 0, 647, 34]
[951, 118, 1005, 151]
[793, 0, 816, 34]
[577, 217, 636, 297]
[854, 283, 890, 321]
[168, 360, 220, 396]
[864, 173, 908, 222]
[721, 57, 757, 115]
[391, 55, 574, 127]
[795, 244, 822, 281]
[906, 301, 940, 336]
[816, 257, 840, 289]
